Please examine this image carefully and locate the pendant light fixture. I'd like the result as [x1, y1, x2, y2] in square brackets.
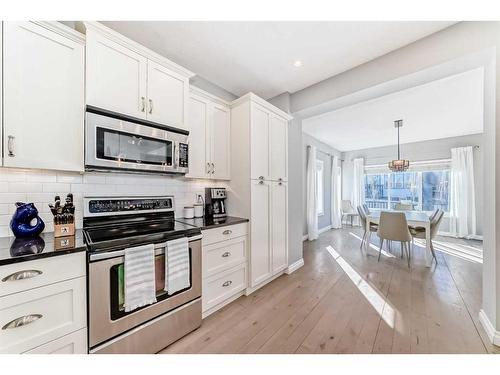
[388, 119, 410, 172]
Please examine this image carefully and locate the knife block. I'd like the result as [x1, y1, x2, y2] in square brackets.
[54, 222, 75, 237]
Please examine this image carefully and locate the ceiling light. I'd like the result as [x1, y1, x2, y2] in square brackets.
[293, 60, 302, 67]
[388, 119, 410, 172]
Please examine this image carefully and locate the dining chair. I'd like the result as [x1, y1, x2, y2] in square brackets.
[341, 200, 359, 227]
[394, 202, 413, 211]
[362, 204, 370, 214]
[410, 209, 444, 264]
[377, 211, 413, 267]
[357, 205, 378, 250]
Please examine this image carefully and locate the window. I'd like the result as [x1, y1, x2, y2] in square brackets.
[364, 169, 450, 212]
[316, 160, 324, 215]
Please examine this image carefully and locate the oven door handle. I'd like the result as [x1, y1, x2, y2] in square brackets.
[89, 235, 203, 261]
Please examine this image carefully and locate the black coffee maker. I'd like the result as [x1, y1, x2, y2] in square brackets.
[205, 188, 227, 219]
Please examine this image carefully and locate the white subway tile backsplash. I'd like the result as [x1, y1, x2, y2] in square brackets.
[0, 168, 227, 237]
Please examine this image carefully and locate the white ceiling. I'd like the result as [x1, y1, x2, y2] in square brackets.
[102, 21, 456, 99]
[302, 67, 484, 152]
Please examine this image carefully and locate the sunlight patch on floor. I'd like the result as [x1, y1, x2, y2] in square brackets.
[348, 232, 396, 258]
[325, 245, 395, 328]
[413, 238, 482, 264]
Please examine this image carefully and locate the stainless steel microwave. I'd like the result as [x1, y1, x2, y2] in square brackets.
[85, 107, 189, 175]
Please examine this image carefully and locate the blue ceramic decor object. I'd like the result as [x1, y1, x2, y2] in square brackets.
[10, 202, 45, 238]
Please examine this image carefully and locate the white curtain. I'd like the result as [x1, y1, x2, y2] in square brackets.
[351, 158, 365, 218]
[449, 146, 476, 238]
[306, 145, 319, 241]
[330, 155, 342, 229]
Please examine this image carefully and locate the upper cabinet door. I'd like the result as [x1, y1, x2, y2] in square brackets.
[250, 104, 270, 180]
[147, 60, 188, 130]
[86, 29, 147, 119]
[3, 22, 84, 172]
[186, 94, 209, 179]
[211, 104, 231, 180]
[269, 115, 288, 182]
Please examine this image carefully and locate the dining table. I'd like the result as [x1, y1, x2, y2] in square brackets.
[365, 210, 432, 267]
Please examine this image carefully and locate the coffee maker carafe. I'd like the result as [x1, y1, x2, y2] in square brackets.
[205, 188, 227, 219]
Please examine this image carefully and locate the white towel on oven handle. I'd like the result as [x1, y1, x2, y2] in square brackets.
[165, 237, 190, 294]
[123, 243, 157, 312]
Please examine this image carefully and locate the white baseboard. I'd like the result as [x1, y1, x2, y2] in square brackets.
[285, 258, 304, 275]
[438, 231, 484, 241]
[318, 225, 332, 234]
[302, 234, 308, 242]
[479, 309, 500, 346]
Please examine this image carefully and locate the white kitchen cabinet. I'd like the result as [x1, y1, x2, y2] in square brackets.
[250, 104, 270, 180]
[229, 93, 292, 293]
[85, 22, 193, 130]
[250, 180, 272, 286]
[86, 28, 147, 119]
[25, 328, 87, 354]
[187, 88, 231, 180]
[146, 60, 189, 128]
[211, 104, 231, 179]
[269, 115, 288, 182]
[2, 22, 85, 172]
[271, 181, 288, 273]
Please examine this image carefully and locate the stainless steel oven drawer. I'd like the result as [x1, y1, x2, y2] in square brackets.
[90, 298, 201, 354]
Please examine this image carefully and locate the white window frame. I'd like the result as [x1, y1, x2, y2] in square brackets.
[316, 159, 324, 216]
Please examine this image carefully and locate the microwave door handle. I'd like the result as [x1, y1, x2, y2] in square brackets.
[173, 141, 178, 168]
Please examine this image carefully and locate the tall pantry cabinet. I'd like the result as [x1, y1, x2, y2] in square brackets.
[228, 93, 292, 293]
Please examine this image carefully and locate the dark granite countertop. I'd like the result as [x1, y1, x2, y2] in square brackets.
[176, 216, 249, 230]
[0, 230, 86, 266]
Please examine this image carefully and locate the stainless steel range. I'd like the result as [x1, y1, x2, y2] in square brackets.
[83, 196, 202, 354]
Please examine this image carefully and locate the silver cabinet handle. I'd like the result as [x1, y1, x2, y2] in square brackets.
[148, 99, 153, 114]
[222, 252, 231, 258]
[259, 180, 264, 185]
[222, 229, 232, 235]
[7, 135, 15, 157]
[2, 269, 43, 282]
[141, 96, 146, 112]
[222, 280, 232, 287]
[258, 176, 264, 180]
[211, 163, 215, 174]
[2, 314, 42, 330]
[206, 162, 211, 174]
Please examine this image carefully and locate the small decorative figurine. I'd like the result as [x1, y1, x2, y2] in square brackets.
[10, 202, 45, 238]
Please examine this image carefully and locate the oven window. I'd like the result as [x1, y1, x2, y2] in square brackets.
[110, 249, 192, 320]
[96, 127, 172, 166]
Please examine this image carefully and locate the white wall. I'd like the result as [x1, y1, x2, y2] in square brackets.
[341, 133, 484, 236]
[0, 168, 226, 238]
[302, 133, 342, 236]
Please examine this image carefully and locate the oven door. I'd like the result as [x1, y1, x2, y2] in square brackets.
[88, 237, 201, 348]
[86, 111, 176, 173]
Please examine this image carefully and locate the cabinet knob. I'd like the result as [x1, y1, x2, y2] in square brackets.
[222, 280, 232, 287]
[221, 251, 231, 258]
[259, 180, 264, 185]
[7, 135, 15, 157]
[258, 176, 264, 180]
[278, 178, 283, 182]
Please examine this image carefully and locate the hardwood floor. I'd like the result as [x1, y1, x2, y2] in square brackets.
[161, 227, 499, 354]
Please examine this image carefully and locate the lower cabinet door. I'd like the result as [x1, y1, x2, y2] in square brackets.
[203, 265, 246, 312]
[24, 328, 87, 354]
[271, 181, 288, 273]
[0, 277, 86, 353]
[250, 180, 271, 287]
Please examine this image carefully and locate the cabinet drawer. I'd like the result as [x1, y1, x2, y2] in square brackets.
[24, 328, 87, 354]
[0, 252, 86, 297]
[203, 237, 246, 278]
[202, 223, 248, 246]
[203, 265, 246, 312]
[0, 276, 86, 354]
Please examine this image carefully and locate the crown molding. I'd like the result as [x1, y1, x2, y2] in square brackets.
[31, 21, 85, 44]
[231, 92, 293, 121]
[189, 85, 230, 107]
[83, 21, 195, 79]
